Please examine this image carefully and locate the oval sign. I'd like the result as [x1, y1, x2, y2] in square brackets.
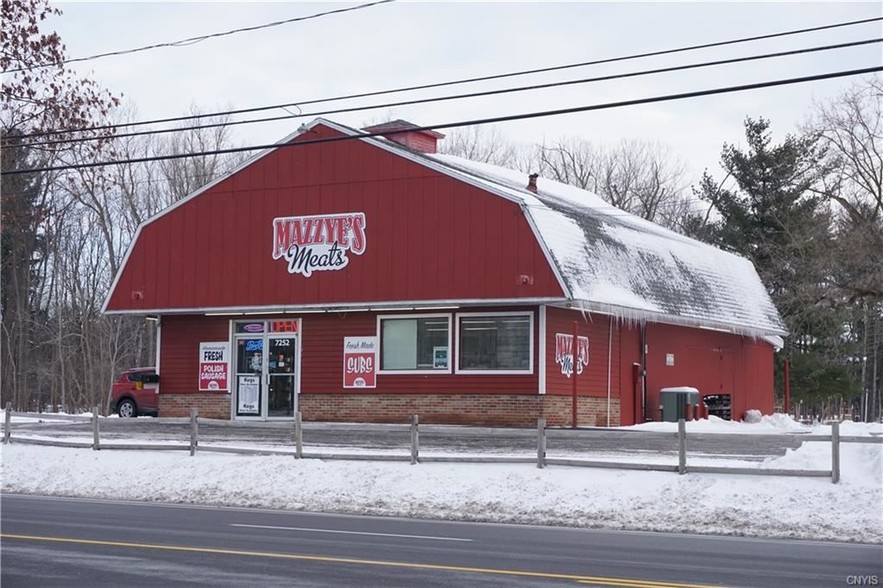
[243, 323, 264, 333]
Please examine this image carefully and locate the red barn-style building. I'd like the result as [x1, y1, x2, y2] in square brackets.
[104, 119, 786, 426]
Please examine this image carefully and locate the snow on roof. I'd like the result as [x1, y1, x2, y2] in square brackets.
[427, 154, 786, 337]
[309, 119, 786, 337]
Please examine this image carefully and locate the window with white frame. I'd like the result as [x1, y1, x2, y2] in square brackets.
[379, 315, 451, 371]
[457, 313, 532, 372]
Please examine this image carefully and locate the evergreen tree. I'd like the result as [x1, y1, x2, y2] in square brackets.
[688, 117, 862, 411]
[0, 137, 48, 410]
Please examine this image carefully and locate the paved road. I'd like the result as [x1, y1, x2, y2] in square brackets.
[2, 494, 879, 588]
[6, 417, 808, 458]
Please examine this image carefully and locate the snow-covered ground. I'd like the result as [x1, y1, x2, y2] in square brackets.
[2, 413, 881, 544]
[629, 412, 883, 437]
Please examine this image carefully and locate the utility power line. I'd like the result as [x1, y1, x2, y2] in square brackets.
[2, 0, 396, 74]
[0, 168, 717, 218]
[15, 15, 882, 140]
[6, 65, 880, 176]
[17, 37, 881, 149]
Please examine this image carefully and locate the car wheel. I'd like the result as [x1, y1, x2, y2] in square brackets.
[118, 399, 137, 418]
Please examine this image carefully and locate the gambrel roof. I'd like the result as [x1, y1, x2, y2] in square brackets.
[106, 116, 786, 339]
[319, 119, 786, 338]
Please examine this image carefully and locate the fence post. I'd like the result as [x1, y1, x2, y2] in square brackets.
[677, 418, 686, 475]
[536, 417, 546, 469]
[92, 406, 100, 451]
[831, 421, 840, 484]
[410, 414, 419, 465]
[189, 408, 199, 456]
[294, 411, 303, 459]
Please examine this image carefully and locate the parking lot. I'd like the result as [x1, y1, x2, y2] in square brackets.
[5, 416, 807, 459]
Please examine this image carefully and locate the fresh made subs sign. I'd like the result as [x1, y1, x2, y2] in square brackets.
[272, 212, 366, 277]
[343, 336, 377, 388]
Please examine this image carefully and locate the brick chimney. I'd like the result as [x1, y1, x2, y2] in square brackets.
[361, 120, 445, 154]
[527, 173, 539, 193]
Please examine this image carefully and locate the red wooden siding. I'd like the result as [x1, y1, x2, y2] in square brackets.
[544, 307, 621, 400]
[302, 306, 540, 395]
[107, 124, 563, 312]
[159, 315, 231, 396]
[159, 308, 541, 398]
[643, 323, 775, 420]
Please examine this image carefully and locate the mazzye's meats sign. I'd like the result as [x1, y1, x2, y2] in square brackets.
[554, 333, 589, 378]
[272, 212, 366, 277]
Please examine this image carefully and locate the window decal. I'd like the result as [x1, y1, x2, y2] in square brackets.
[554, 333, 589, 377]
[198, 342, 230, 391]
[343, 336, 377, 388]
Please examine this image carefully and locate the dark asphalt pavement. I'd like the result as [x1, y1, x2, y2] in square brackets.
[2, 494, 879, 588]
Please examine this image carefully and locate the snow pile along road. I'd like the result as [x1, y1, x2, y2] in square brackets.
[2, 414, 881, 544]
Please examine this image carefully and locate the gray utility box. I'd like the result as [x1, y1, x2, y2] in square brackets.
[659, 387, 700, 422]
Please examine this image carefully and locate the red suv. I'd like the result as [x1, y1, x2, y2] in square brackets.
[111, 367, 160, 417]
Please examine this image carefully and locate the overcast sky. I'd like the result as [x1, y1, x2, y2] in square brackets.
[51, 1, 882, 179]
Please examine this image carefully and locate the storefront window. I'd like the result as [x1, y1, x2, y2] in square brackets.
[457, 314, 532, 372]
[380, 316, 450, 371]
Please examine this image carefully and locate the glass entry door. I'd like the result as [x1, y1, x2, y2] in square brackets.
[267, 336, 295, 417]
[234, 321, 299, 419]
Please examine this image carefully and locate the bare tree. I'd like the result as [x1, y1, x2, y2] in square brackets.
[1, 0, 119, 411]
[805, 76, 883, 302]
[807, 76, 882, 221]
[804, 76, 883, 421]
[536, 137, 692, 230]
[157, 107, 243, 203]
[440, 125, 528, 168]
[535, 136, 601, 190]
[440, 125, 695, 231]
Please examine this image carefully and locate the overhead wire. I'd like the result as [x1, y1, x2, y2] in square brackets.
[2, 0, 396, 74]
[6, 64, 880, 176]
[0, 166, 716, 216]
[15, 37, 882, 149]
[14, 15, 882, 140]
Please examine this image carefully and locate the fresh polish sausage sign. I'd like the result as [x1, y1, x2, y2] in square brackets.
[198, 342, 230, 391]
[272, 212, 367, 277]
[343, 336, 377, 388]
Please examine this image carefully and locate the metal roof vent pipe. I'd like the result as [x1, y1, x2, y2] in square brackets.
[527, 173, 539, 193]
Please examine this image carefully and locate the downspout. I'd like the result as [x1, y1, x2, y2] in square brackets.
[572, 320, 579, 429]
[640, 322, 648, 422]
[155, 316, 162, 412]
[606, 317, 613, 427]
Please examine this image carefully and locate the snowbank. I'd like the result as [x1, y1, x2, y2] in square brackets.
[624, 413, 883, 436]
[2, 436, 880, 544]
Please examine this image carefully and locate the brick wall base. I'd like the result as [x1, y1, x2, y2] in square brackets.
[159, 393, 231, 419]
[299, 394, 620, 427]
[157, 393, 620, 427]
